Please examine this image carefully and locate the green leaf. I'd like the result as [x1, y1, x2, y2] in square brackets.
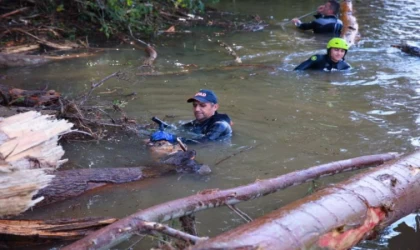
[56, 4, 65, 12]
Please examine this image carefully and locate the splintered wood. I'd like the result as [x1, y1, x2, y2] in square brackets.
[0, 111, 73, 217]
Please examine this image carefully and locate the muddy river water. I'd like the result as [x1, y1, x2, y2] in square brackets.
[2, 0, 420, 249]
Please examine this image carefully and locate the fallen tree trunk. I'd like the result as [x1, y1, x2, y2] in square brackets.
[340, 0, 359, 47]
[391, 42, 420, 57]
[0, 217, 117, 239]
[0, 217, 117, 249]
[63, 152, 397, 250]
[34, 167, 170, 207]
[191, 151, 420, 250]
[0, 51, 101, 68]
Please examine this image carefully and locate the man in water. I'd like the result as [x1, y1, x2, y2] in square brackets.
[292, 0, 342, 37]
[150, 89, 233, 143]
[294, 37, 351, 71]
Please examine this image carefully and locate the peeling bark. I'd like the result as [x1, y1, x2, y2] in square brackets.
[63, 153, 397, 250]
[340, 0, 359, 47]
[191, 151, 420, 250]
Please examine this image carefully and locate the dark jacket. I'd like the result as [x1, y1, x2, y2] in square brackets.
[297, 15, 343, 37]
[294, 54, 351, 71]
[181, 112, 232, 143]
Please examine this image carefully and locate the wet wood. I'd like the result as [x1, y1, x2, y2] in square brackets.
[0, 111, 73, 217]
[0, 51, 100, 68]
[0, 84, 60, 107]
[340, 0, 359, 47]
[0, 44, 39, 54]
[391, 43, 420, 57]
[35, 167, 152, 206]
[0, 217, 117, 239]
[192, 151, 420, 250]
[63, 153, 397, 250]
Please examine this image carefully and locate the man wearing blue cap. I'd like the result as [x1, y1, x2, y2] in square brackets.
[150, 89, 233, 143]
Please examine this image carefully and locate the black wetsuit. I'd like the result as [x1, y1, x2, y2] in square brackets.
[297, 15, 343, 37]
[181, 112, 232, 143]
[294, 54, 351, 71]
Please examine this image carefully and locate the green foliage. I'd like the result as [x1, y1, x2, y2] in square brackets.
[28, 0, 219, 38]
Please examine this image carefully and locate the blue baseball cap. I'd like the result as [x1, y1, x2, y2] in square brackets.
[187, 89, 218, 104]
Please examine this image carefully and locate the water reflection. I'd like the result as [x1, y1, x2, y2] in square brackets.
[2, 0, 420, 248]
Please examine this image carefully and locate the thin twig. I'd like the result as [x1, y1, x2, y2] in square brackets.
[128, 25, 149, 46]
[80, 71, 120, 105]
[227, 204, 253, 223]
[142, 221, 208, 244]
[215, 145, 259, 166]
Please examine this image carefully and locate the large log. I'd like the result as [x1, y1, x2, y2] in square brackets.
[35, 167, 159, 206]
[340, 0, 359, 47]
[191, 151, 420, 250]
[63, 153, 397, 250]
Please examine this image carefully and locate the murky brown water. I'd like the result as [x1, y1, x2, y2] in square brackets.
[1, 0, 420, 249]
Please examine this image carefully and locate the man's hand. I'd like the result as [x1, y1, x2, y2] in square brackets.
[291, 18, 302, 26]
[150, 131, 177, 143]
[317, 4, 325, 14]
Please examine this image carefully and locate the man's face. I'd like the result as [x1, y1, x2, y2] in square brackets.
[192, 101, 218, 123]
[321, 2, 333, 15]
[329, 48, 346, 62]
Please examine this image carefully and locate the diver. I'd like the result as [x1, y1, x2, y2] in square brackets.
[294, 37, 351, 71]
[150, 89, 233, 144]
[292, 0, 343, 37]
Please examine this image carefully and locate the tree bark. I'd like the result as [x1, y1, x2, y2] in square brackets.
[340, 0, 359, 47]
[63, 152, 397, 250]
[191, 151, 420, 250]
[34, 167, 150, 206]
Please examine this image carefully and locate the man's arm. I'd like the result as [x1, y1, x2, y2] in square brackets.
[291, 19, 316, 31]
[294, 57, 316, 70]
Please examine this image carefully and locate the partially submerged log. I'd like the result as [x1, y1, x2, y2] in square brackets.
[391, 42, 420, 57]
[0, 111, 73, 217]
[0, 217, 117, 239]
[0, 51, 100, 68]
[191, 151, 420, 250]
[35, 167, 154, 206]
[340, 0, 359, 47]
[63, 153, 397, 249]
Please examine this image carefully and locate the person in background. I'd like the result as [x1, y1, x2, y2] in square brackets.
[294, 37, 351, 71]
[292, 0, 342, 37]
[150, 89, 233, 143]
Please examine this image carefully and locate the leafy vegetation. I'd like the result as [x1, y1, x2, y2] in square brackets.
[25, 0, 219, 38]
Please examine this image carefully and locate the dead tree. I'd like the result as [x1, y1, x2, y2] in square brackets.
[192, 151, 420, 250]
[63, 152, 398, 249]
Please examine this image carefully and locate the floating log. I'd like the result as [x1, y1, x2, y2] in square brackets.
[340, 0, 359, 47]
[35, 167, 153, 206]
[391, 42, 420, 57]
[191, 151, 420, 250]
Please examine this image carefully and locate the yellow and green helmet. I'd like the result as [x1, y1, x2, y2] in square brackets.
[327, 38, 349, 50]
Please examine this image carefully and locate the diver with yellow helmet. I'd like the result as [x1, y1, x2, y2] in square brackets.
[294, 37, 351, 71]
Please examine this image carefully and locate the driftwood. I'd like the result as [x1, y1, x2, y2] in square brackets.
[192, 151, 420, 250]
[0, 51, 100, 68]
[391, 42, 420, 57]
[0, 111, 73, 217]
[0, 217, 117, 239]
[63, 153, 397, 249]
[0, 84, 60, 107]
[0, 217, 117, 249]
[340, 0, 359, 47]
